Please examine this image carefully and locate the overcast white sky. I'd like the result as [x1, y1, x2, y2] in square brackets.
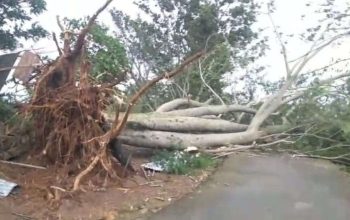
[23, 0, 350, 81]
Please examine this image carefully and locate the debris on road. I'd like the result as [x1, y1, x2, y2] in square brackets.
[0, 179, 18, 197]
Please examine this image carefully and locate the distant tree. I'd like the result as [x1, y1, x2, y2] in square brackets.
[111, 0, 267, 111]
[0, 0, 48, 50]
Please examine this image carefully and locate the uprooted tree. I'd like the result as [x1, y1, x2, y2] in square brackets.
[20, 0, 350, 191]
[25, 0, 207, 191]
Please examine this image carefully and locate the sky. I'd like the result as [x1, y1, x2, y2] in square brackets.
[29, 1, 137, 56]
[14, 0, 350, 82]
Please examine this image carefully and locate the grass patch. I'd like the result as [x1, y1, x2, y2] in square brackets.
[152, 151, 216, 175]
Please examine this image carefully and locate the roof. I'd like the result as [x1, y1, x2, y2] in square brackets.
[0, 52, 20, 91]
[0, 51, 41, 91]
[13, 51, 41, 83]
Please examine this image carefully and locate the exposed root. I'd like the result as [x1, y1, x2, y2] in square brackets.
[26, 0, 121, 189]
[23, 0, 205, 190]
[73, 154, 101, 191]
[27, 40, 204, 190]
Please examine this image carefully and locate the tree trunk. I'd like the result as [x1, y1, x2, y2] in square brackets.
[155, 98, 212, 112]
[119, 129, 263, 149]
[160, 104, 256, 117]
[126, 116, 248, 132]
[111, 98, 274, 149]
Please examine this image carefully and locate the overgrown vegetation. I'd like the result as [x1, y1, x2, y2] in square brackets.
[281, 82, 350, 165]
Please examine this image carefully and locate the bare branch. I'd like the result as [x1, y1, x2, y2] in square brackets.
[52, 32, 62, 56]
[303, 57, 350, 75]
[304, 145, 350, 154]
[282, 71, 350, 104]
[198, 59, 226, 105]
[0, 160, 46, 170]
[268, 12, 290, 76]
[248, 31, 350, 132]
[71, 0, 114, 58]
[293, 152, 350, 160]
[205, 139, 294, 158]
[56, 15, 64, 32]
[162, 104, 256, 117]
[291, 31, 350, 77]
[156, 98, 212, 112]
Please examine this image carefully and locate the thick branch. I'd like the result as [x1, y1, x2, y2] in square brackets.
[156, 98, 212, 112]
[162, 104, 256, 117]
[71, 0, 114, 58]
[126, 116, 248, 133]
[119, 129, 263, 149]
[248, 32, 350, 132]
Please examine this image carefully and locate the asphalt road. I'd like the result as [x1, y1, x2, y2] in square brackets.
[148, 153, 350, 220]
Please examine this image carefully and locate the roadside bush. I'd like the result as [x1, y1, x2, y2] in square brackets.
[152, 151, 216, 175]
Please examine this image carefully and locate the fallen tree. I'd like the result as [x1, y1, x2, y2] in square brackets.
[23, 0, 209, 191]
[115, 28, 350, 149]
[13, 0, 350, 191]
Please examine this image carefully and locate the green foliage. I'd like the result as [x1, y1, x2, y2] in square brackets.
[62, 18, 129, 83]
[0, 0, 47, 50]
[281, 79, 350, 163]
[0, 97, 16, 122]
[152, 151, 216, 175]
[0, 94, 28, 128]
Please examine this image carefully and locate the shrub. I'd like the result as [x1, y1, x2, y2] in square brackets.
[152, 150, 216, 175]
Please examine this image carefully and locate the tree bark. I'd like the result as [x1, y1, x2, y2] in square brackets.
[119, 129, 263, 149]
[156, 98, 212, 112]
[126, 116, 248, 132]
[161, 104, 256, 117]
